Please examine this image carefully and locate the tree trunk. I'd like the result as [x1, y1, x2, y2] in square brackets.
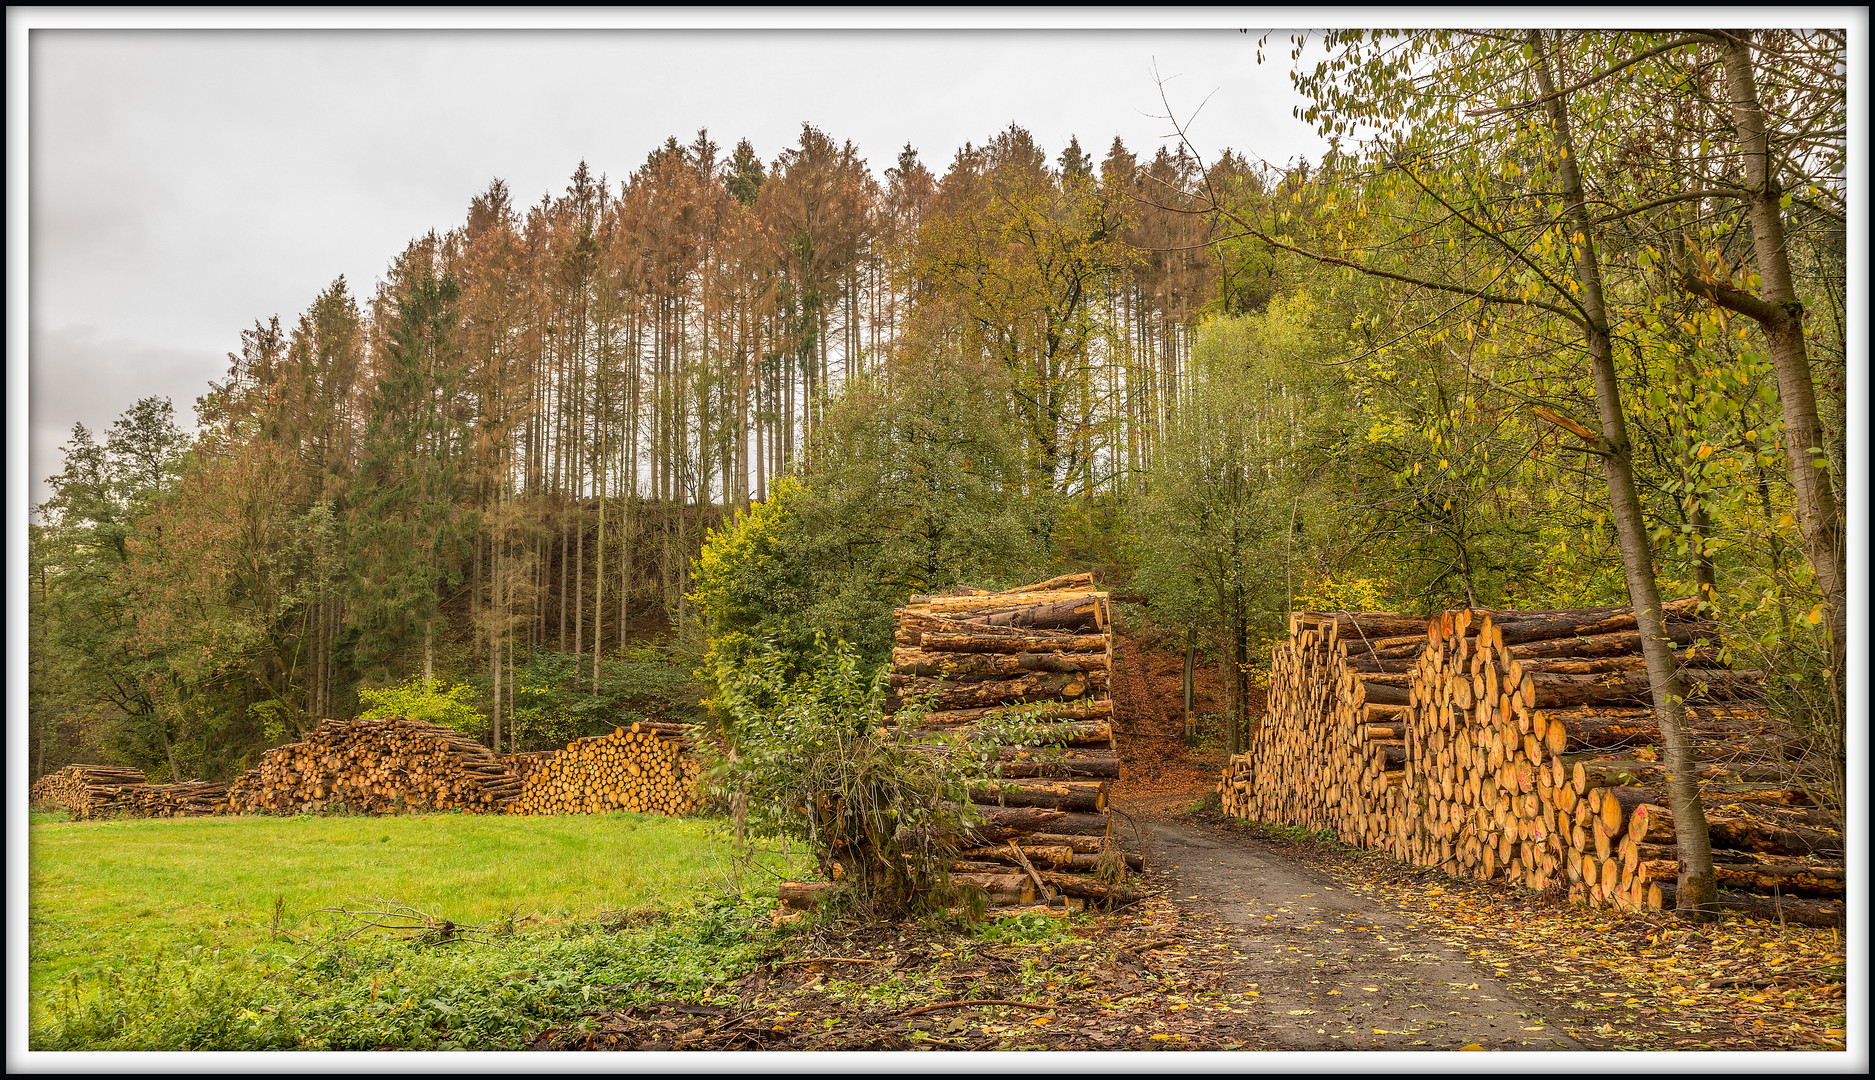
[1532, 29, 1717, 917]
[1182, 627, 1197, 742]
[1711, 29, 1846, 673]
[594, 468, 605, 694]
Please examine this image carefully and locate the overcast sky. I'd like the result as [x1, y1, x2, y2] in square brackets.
[20, 20, 1339, 507]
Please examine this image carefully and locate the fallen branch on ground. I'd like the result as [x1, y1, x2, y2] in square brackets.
[894, 999, 1060, 1018]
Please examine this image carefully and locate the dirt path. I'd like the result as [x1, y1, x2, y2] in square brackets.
[1139, 821, 1582, 1050]
[1107, 616, 1574, 1049]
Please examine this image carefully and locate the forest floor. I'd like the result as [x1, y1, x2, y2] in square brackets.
[535, 777, 1846, 1053]
[530, 620, 1848, 1053]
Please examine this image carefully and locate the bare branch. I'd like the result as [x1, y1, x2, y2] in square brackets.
[1677, 273, 1783, 324]
[1591, 187, 1748, 224]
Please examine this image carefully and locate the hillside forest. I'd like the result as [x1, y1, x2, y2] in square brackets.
[29, 29, 1847, 816]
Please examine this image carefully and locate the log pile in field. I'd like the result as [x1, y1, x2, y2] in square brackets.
[1218, 602, 1843, 925]
[86, 780, 230, 818]
[895, 573, 1137, 908]
[29, 764, 152, 817]
[506, 722, 701, 816]
[223, 716, 522, 815]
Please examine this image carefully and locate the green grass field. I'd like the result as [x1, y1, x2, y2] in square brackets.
[29, 811, 801, 1049]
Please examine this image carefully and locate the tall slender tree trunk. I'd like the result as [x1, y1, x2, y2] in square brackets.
[594, 454, 605, 693]
[491, 531, 503, 753]
[1710, 29, 1846, 669]
[559, 511, 569, 652]
[1532, 29, 1717, 917]
[1181, 626, 1197, 743]
[754, 341, 767, 502]
[574, 502, 585, 659]
[160, 726, 182, 784]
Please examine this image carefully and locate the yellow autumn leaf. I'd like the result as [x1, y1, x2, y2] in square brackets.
[1806, 604, 1823, 626]
[1695, 443, 1715, 459]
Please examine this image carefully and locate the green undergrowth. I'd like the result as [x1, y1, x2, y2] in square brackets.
[32, 892, 777, 1050]
[29, 811, 803, 1049]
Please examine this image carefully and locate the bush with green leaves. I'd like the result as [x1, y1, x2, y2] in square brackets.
[704, 634, 962, 917]
[703, 634, 1085, 919]
[356, 677, 486, 737]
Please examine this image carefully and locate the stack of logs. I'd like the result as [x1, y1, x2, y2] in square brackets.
[33, 717, 708, 821]
[895, 572, 1138, 910]
[506, 722, 700, 816]
[29, 764, 154, 818]
[84, 781, 230, 818]
[782, 572, 1138, 916]
[1219, 602, 1844, 925]
[224, 716, 523, 815]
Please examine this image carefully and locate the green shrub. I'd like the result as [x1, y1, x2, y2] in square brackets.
[704, 634, 1095, 920]
[357, 677, 486, 737]
[704, 634, 968, 918]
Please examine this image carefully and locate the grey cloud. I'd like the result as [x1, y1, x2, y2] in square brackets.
[29, 324, 227, 507]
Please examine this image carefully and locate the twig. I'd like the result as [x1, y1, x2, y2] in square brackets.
[773, 956, 883, 967]
[894, 999, 1060, 1019]
[1006, 841, 1055, 900]
[1134, 939, 1178, 953]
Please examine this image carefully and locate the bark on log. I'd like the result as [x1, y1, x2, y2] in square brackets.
[909, 700, 1114, 726]
[888, 670, 1104, 711]
[890, 648, 1108, 679]
[1505, 622, 1720, 660]
[1036, 869, 1139, 903]
[1625, 802, 1843, 857]
[965, 596, 1107, 632]
[1358, 681, 1411, 706]
[951, 872, 1036, 904]
[916, 632, 1108, 655]
[1638, 859, 1844, 896]
[1488, 598, 1703, 646]
[906, 590, 1102, 611]
[1003, 571, 1097, 593]
[956, 844, 1144, 873]
[955, 806, 1067, 844]
[970, 780, 1107, 813]
[912, 720, 1112, 748]
[1515, 650, 1726, 674]
[1294, 613, 1434, 639]
[1651, 883, 1843, 927]
[778, 882, 838, 910]
[988, 749, 1120, 779]
[894, 645, 1108, 670]
[1527, 669, 1761, 708]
